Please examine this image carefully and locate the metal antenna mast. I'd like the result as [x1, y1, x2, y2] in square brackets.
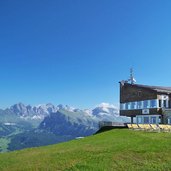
[128, 68, 136, 84]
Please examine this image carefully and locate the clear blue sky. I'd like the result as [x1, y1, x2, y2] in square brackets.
[0, 0, 171, 109]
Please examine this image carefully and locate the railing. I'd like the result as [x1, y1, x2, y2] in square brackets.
[99, 121, 126, 128]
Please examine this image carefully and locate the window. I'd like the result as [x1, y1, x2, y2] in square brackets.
[168, 118, 171, 125]
[131, 102, 134, 109]
[120, 104, 123, 110]
[127, 102, 131, 110]
[138, 91, 142, 97]
[121, 103, 126, 110]
[123, 104, 125, 110]
[163, 100, 166, 107]
[150, 100, 157, 108]
[131, 102, 137, 109]
[159, 100, 161, 107]
[137, 101, 142, 109]
[144, 117, 149, 124]
[143, 100, 148, 108]
[125, 103, 127, 110]
[137, 116, 142, 124]
[151, 117, 157, 124]
[169, 100, 171, 108]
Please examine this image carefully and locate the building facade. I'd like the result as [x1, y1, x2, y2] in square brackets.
[119, 82, 171, 124]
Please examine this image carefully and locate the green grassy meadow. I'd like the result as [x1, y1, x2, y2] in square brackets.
[0, 129, 171, 171]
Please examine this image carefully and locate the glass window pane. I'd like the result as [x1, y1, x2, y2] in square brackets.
[159, 100, 161, 107]
[123, 103, 126, 110]
[143, 100, 148, 108]
[137, 117, 142, 124]
[131, 102, 137, 109]
[127, 102, 131, 110]
[169, 100, 171, 108]
[150, 100, 157, 108]
[151, 117, 156, 124]
[137, 101, 142, 109]
[120, 104, 123, 110]
[144, 117, 149, 124]
[163, 100, 166, 108]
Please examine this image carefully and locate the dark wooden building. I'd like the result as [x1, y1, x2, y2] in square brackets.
[119, 81, 171, 124]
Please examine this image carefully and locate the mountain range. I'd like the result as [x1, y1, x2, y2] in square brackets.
[8, 102, 122, 120]
[0, 103, 129, 152]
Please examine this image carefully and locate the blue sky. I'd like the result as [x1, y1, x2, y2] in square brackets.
[0, 0, 171, 109]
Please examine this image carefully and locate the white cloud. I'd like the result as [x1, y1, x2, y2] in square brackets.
[96, 102, 118, 109]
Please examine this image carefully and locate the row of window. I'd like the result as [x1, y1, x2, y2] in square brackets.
[136, 115, 171, 124]
[120, 99, 171, 110]
[136, 115, 160, 124]
[120, 99, 158, 110]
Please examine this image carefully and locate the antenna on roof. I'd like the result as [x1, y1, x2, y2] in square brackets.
[128, 68, 136, 84]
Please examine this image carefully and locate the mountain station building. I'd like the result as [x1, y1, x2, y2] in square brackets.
[119, 70, 171, 124]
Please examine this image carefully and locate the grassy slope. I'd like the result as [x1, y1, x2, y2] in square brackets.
[0, 129, 171, 171]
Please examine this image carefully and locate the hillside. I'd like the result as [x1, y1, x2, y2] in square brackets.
[0, 129, 171, 171]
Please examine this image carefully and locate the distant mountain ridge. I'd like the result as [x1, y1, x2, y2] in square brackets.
[5, 102, 125, 122]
